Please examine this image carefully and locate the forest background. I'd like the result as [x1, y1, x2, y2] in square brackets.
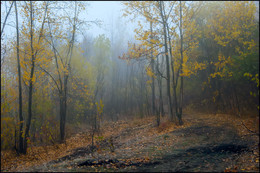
[1, 1, 259, 156]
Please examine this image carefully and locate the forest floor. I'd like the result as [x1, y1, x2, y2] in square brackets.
[1, 112, 259, 172]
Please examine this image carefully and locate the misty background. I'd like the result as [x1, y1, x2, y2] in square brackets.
[1, 1, 259, 153]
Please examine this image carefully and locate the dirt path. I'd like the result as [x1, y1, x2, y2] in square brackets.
[20, 113, 259, 172]
[135, 124, 251, 172]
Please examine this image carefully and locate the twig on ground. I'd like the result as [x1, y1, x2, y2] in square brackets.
[240, 121, 259, 136]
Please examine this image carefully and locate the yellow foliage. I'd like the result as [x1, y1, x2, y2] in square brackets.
[146, 80, 152, 85]
[207, 1, 257, 53]
[210, 54, 233, 79]
[146, 66, 156, 79]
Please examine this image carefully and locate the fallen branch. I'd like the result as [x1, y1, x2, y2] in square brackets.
[240, 121, 259, 136]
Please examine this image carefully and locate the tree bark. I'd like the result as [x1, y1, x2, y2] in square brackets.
[60, 1, 77, 142]
[155, 58, 162, 126]
[150, 21, 156, 116]
[159, 1, 174, 121]
[166, 20, 178, 123]
[15, 1, 24, 154]
[59, 96, 65, 142]
[178, 1, 184, 125]
[157, 56, 165, 117]
[24, 1, 35, 154]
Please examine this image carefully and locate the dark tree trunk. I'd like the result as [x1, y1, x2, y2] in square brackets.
[166, 20, 178, 123]
[60, 96, 65, 142]
[150, 21, 156, 116]
[156, 55, 165, 117]
[59, 2, 77, 142]
[178, 1, 184, 125]
[24, 1, 35, 154]
[60, 75, 68, 142]
[159, 1, 174, 121]
[15, 1, 24, 154]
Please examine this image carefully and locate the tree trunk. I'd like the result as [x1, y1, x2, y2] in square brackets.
[156, 57, 163, 126]
[59, 74, 68, 143]
[150, 21, 156, 116]
[166, 20, 178, 123]
[178, 1, 184, 125]
[61, 75, 68, 142]
[157, 55, 165, 117]
[59, 2, 77, 142]
[59, 96, 65, 142]
[139, 64, 145, 118]
[159, 1, 173, 121]
[15, 1, 24, 154]
[24, 1, 35, 154]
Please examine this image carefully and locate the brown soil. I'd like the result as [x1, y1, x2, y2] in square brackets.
[1, 113, 259, 172]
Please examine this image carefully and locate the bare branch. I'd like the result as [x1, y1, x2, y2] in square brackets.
[1, 1, 14, 37]
[35, 64, 61, 93]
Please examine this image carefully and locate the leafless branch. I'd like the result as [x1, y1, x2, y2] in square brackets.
[1, 1, 14, 37]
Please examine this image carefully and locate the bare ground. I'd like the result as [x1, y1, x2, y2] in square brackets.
[4, 113, 260, 172]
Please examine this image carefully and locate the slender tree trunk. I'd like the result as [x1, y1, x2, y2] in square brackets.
[157, 55, 165, 117]
[156, 76, 161, 127]
[178, 1, 184, 125]
[158, 78, 164, 117]
[158, 79, 164, 115]
[48, 19, 65, 142]
[59, 2, 77, 142]
[15, 1, 24, 154]
[150, 21, 156, 116]
[59, 96, 65, 142]
[23, 1, 48, 152]
[60, 75, 68, 142]
[156, 56, 163, 126]
[61, 79, 68, 142]
[24, 1, 35, 154]
[166, 21, 178, 123]
[139, 63, 145, 118]
[159, 1, 173, 121]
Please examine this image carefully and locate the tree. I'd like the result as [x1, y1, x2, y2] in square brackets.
[14, 0, 24, 154]
[157, 1, 176, 122]
[92, 34, 111, 131]
[178, 1, 184, 125]
[200, 1, 258, 114]
[122, 1, 206, 125]
[169, 1, 204, 124]
[46, 1, 86, 142]
[122, 1, 168, 124]
[23, 1, 49, 154]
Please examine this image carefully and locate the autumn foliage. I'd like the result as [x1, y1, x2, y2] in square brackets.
[0, 1, 259, 172]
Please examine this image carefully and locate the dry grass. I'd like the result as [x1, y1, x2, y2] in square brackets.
[1, 112, 258, 172]
[1, 131, 91, 172]
[1, 116, 154, 172]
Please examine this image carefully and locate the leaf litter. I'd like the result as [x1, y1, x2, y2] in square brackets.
[1, 113, 259, 172]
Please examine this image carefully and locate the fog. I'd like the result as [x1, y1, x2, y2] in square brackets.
[1, 1, 136, 45]
[1, 2, 259, 164]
